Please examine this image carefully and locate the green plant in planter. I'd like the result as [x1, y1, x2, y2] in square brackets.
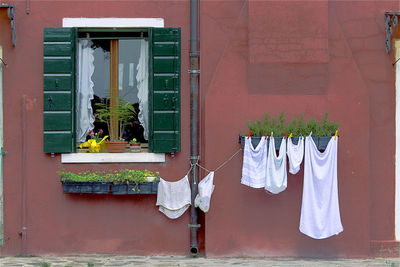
[244, 110, 339, 137]
[95, 97, 136, 142]
[57, 170, 108, 182]
[129, 138, 140, 145]
[107, 169, 158, 192]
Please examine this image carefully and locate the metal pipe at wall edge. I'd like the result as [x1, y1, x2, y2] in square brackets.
[189, 0, 200, 257]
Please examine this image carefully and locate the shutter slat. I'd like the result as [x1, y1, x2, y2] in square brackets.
[149, 28, 181, 153]
[43, 27, 76, 153]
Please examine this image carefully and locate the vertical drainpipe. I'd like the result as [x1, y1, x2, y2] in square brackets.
[189, 0, 200, 256]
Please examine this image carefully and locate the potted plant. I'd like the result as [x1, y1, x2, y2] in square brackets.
[95, 98, 136, 153]
[109, 169, 160, 194]
[58, 169, 160, 195]
[241, 111, 339, 151]
[129, 138, 141, 153]
[58, 170, 111, 194]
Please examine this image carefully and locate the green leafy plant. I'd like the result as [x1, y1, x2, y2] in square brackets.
[129, 138, 140, 145]
[245, 110, 339, 137]
[95, 97, 136, 142]
[58, 169, 159, 188]
[41, 263, 51, 267]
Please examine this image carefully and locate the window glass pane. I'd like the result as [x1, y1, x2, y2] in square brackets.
[118, 40, 141, 103]
[119, 39, 149, 143]
[92, 40, 110, 99]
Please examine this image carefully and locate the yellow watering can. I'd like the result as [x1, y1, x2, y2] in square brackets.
[79, 136, 109, 153]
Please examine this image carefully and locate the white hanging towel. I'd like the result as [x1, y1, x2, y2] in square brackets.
[241, 137, 268, 188]
[300, 135, 343, 239]
[265, 137, 287, 194]
[156, 176, 191, 219]
[195, 171, 215, 213]
[287, 136, 304, 175]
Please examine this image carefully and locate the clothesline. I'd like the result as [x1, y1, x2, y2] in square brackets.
[185, 148, 243, 182]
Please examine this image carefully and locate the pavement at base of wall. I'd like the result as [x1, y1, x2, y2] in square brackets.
[1, 255, 400, 267]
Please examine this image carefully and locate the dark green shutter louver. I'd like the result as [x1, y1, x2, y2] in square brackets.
[149, 28, 181, 153]
[43, 27, 76, 153]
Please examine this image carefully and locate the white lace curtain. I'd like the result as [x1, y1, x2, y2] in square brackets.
[136, 39, 149, 140]
[76, 40, 95, 143]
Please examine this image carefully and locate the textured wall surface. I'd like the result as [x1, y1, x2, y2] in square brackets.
[0, 0, 399, 258]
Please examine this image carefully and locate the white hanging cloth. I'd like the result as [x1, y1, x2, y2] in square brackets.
[265, 137, 287, 194]
[136, 39, 149, 140]
[156, 176, 191, 219]
[195, 171, 215, 213]
[299, 135, 343, 239]
[287, 136, 305, 175]
[241, 137, 268, 188]
[76, 40, 95, 142]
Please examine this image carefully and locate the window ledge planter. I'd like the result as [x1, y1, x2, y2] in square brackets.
[111, 180, 159, 195]
[62, 181, 111, 194]
[58, 169, 160, 195]
[239, 136, 332, 151]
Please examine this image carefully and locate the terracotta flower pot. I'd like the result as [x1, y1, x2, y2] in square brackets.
[105, 141, 128, 153]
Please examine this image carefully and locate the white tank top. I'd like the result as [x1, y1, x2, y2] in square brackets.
[265, 136, 287, 194]
[299, 135, 343, 239]
[287, 136, 304, 175]
[241, 137, 267, 188]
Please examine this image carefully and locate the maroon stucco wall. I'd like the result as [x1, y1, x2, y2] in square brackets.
[201, 0, 398, 257]
[0, 0, 194, 256]
[0, 0, 399, 258]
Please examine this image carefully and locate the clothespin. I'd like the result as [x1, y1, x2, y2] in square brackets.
[247, 130, 252, 139]
[265, 131, 268, 138]
[289, 133, 293, 139]
[334, 130, 338, 140]
[284, 131, 288, 139]
[271, 132, 274, 137]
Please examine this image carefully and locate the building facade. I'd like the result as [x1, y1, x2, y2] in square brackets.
[0, 0, 399, 258]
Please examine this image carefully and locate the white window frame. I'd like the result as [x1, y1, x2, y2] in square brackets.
[61, 17, 165, 163]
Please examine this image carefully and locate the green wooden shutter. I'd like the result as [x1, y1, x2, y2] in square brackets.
[149, 28, 181, 153]
[43, 27, 76, 153]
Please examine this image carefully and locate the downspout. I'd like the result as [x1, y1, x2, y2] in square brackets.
[189, 0, 200, 256]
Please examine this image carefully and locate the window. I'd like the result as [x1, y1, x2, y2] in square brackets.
[43, 27, 181, 154]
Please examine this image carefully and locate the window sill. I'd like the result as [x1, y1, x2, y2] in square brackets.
[61, 152, 165, 163]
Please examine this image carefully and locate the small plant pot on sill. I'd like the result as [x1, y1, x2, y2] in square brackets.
[239, 136, 333, 151]
[130, 144, 141, 153]
[62, 181, 110, 194]
[106, 141, 128, 153]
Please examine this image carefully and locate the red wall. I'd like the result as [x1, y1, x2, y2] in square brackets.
[201, 0, 398, 257]
[0, 0, 195, 256]
[0, 0, 399, 258]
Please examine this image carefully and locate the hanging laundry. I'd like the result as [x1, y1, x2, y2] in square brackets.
[287, 136, 304, 175]
[156, 176, 191, 219]
[241, 137, 268, 188]
[265, 136, 287, 194]
[195, 171, 215, 213]
[299, 135, 343, 239]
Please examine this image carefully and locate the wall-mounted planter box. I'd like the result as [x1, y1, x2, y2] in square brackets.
[62, 181, 110, 194]
[111, 180, 159, 195]
[239, 136, 332, 150]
